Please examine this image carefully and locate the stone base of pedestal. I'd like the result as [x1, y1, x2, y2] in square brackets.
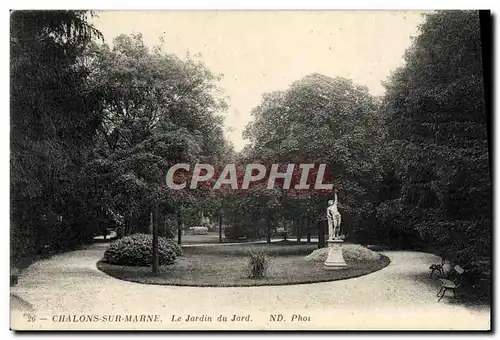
[324, 239, 347, 270]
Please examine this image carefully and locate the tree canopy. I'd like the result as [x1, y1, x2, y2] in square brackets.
[11, 10, 104, 261]
[242, 73, 381, 241]
[377, 10, 490, 297]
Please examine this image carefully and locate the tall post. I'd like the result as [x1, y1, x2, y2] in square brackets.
[117, 219, 125, 239]
[152, 203, 159, 274]
[177, 206, 182, 245]
[306, 213, 311, 244]
[148, 210, 153, 234]
[318, 221, 325, 249]
[218, 209, 223, 243]
[266, 217, 271, 243]
[296, 217, 301, 243]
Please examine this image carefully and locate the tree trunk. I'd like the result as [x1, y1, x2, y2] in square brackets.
[318, 221, 325, 249]
[148, 210, 153, 234]
[152, 204, 159, 275]
[159, 213, 165, 237]
[343, 222, 348, 241]
[117, 219, 125, 239]
[177, 208, 182, 245]
[297, 213, 303, 243]
[306, 215, 311, 244]
[218, 211, 223, 243]
[266, 219, 271, 243]
[322, 221, 327, 248]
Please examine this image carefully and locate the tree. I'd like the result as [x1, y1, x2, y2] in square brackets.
[379, 11, 491, 298]
[85, 33, 230, 273]
[10, 10, 103, 263]
[243, 74, 381, 244]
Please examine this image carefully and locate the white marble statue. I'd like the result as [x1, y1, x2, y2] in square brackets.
[327, 191, 341, 240]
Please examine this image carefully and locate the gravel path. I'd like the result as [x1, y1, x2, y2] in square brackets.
[11, 243, 490, 330]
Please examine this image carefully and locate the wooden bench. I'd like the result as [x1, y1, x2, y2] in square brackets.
[437, 265, 464, 301]
[429, 256, 446, 279]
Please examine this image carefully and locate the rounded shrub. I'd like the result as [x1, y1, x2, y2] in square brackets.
[103, 233, 183, 266]
[304, 244, 381, 263]
[165, 238, 183, 257]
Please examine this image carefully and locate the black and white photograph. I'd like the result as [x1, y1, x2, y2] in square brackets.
[9, 8, 492, 331]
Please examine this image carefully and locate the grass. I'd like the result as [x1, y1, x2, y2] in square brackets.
[181, 232, 258, 245]
[182, 231, 290, 245]
[184, 240, 318, 256]
[97, 241, 390, 287]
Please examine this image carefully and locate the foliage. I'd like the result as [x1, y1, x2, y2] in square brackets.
[10, 10, 490, 298]
[84, 33, 231, 239]
[166, 238, 183, 257]
[246, 249, 267, 279]
[378, 11, 491, 299]
[103, 233, 181, 266]
[10, 10, 103, 264]
[241, 73, 381, 242]
[304, 244, 381, 263]
[10, 14, 233, 269]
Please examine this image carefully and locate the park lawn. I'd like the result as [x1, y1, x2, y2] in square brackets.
[97, 241, 390, 287]
[181, 232, 266, 245]
[183, 240, 318, 256]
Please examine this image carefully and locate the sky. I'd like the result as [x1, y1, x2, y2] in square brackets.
[92, 10, 430, 151]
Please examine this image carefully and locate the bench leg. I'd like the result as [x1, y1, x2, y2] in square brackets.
[436, 287, 444, 297]
[438, 288, 448, 302]
[429, 269, 435, 278]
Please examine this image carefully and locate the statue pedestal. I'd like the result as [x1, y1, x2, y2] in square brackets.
[324, 239, 347, 270]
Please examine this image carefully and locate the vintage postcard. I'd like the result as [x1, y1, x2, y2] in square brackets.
[10, 9, 492, 331]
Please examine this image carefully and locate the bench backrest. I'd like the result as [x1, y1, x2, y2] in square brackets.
[453, 264, 464, 278]
[454, 265, 464, 275]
